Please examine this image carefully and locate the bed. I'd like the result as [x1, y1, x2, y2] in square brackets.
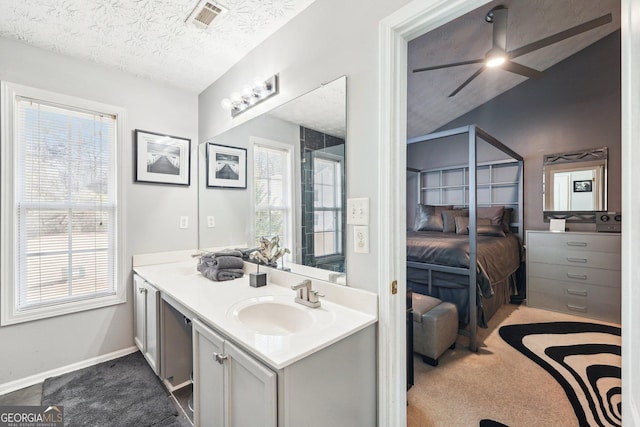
[406, 125, 524, 351]
[407, 228, 522, 327]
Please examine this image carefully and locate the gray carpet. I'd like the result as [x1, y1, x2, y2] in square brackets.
[41, 351, 181, 427]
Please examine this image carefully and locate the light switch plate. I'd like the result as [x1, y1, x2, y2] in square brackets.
[179, 216, 189, 229]
[347, 198, 369, 225]
[354, 226, 369, 253]
[207, 216, 216, 228]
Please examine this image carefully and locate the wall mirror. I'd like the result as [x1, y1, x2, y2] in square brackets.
[543, 147, 607, 221]
[198, 76, 347, 284]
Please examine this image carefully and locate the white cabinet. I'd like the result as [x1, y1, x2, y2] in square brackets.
[526, 231, 621, 323]
[133, 274, 161, 374]
[192, 318, 277, 427]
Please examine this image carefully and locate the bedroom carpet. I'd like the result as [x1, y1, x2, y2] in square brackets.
[41, 351, 184, 427]
[407, 304, 621, 427]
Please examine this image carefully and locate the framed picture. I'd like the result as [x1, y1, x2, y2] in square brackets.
[135, 130, 191, 186]
[206, 143, 247, 189]
[573, 180, 593, 193]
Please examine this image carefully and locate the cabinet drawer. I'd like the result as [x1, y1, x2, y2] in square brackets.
[528, 262, 621, 288]
[527, 286, 621, 324]
[527, 277, 621, 305]
[527, 247, 620, 271]
[527, 232, 620, 254]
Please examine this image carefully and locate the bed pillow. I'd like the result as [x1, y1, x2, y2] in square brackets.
[442, 209, 469, 233]
[413, 204, 453, 232]
[477, 206, 505, 226]
[477, 224, 506, 237]
[455, 216, 491, 234]
[501, 208, 513, 233]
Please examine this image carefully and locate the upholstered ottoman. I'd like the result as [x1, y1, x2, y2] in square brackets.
[412, 293, 458, 366]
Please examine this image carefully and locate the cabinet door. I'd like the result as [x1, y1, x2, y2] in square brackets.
[193, 319, 225, 427]
[144, 283, 160, 375]
[133, 275, 146, 353]
[226, 341, 277, 427]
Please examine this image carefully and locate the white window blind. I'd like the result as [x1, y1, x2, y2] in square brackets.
[14, 96, 117, 311]
[313, 155, 343, 257]
[253, 143, 291, 250]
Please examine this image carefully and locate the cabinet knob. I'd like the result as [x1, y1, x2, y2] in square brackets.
[214, 352, 228, 364]
[139, 287, 147, 294]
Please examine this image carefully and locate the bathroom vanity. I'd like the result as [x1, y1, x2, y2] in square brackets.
[132, 252, 377, 427]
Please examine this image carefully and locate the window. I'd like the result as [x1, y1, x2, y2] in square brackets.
[252, 139, 292, 254]
[1, 82, 125, 325]
[313, 154, 343, 257]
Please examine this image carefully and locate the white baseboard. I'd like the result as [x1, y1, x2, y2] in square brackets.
[0, 346, 138, 396]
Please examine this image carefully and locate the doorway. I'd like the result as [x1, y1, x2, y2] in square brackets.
[376, 0, 640, 426]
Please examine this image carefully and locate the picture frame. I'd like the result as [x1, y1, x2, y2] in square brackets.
[573, 180, 593, 193]
[135, 129, 191, 186]
[206, 143, 247, 189]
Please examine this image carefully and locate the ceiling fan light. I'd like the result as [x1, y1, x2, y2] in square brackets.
[486, 54, 506, 68]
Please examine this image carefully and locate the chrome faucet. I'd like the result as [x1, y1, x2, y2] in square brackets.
[291, 279, 324, 308]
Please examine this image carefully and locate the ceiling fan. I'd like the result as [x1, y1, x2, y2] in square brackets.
[413, 6, 612, 97]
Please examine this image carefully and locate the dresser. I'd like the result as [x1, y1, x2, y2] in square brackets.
[526, 230, 621, 323]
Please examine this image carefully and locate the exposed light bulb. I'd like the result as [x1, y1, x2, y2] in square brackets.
[220, 98, 232, 110]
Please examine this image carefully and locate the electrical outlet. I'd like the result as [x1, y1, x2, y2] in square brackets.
[179, 216, 189, 229]
[207, 216, 216, 228]
[354, 226, 369, 254]
[347, 198, 369, 225]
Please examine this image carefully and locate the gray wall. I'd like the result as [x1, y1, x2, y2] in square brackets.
[407, 31, 621, 233]
[0, 37, 198, 386]
[199, 0, 414, 293]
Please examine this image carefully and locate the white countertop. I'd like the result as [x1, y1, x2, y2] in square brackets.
[133, 259, 377, 370]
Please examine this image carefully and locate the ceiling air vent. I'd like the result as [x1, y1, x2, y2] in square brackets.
[186, 0, 227, 29]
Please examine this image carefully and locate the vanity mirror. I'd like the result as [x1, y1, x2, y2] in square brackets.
[198, 76, 347, 284]
[543, 147, 607, 222]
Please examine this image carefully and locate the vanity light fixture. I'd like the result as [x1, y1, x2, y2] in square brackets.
[220, 74, 279, 117]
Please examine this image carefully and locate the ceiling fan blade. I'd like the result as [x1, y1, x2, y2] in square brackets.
[449, 67, 485, 97]
[509, 13, 612, 59]
[413, 58, 484, 73]
[502, 61, 543, 79]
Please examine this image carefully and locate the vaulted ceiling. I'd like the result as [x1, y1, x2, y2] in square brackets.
[0, 0, 315, 93]
[407, 0, 620, 139]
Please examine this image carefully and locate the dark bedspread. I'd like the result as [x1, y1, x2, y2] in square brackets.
[406, 230, 522, 325]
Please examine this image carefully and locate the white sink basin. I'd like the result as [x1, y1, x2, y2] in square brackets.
[228, 296, 316, 336]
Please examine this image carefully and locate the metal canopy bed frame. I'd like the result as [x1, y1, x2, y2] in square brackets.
[407, 124, 524, 352]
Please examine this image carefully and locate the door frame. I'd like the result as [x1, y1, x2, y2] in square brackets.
[376, 0, 640, 425]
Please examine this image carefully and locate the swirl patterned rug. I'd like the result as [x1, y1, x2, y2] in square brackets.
[499, 322, 621, 427]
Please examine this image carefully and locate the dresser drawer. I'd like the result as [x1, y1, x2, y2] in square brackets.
[527, 281, 621, 323]
[527, 247, 620, 270]
[527, 232, 620, 254]
[528, 262, 621, 288]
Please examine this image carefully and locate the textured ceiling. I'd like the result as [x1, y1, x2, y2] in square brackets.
[268, 76, 346, 139]
[0, 0, 315, 93]
[407, 0, 620, 139]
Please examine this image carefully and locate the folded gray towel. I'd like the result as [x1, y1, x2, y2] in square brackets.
[211, 249, 243, 258]
[213, 268, 245, 281]
[210, 255, 244, 270]
[198, 266, 244, 281]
